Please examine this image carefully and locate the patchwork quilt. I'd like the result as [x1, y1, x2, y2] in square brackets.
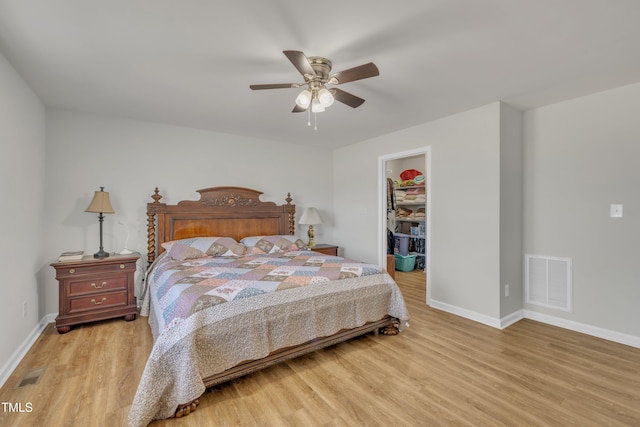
[144, 250, 383, 338]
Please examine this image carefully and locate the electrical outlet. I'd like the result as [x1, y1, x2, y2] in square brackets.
[610, 204, 623, 218]
[22, 301, 27, 318]
[505, 284, 509, 297]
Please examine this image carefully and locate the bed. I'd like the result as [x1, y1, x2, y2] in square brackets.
[128, 186, 409, 426]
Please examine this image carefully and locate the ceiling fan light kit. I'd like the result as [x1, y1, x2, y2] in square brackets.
[250, 50, 379, 128]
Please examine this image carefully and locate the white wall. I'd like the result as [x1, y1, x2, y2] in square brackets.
[43, 109, 334, 315]
[523, 82, 640, 338]
[499, 104, 524, 318]
[0, 52, 46, 378]
[334, 103, 503, 321]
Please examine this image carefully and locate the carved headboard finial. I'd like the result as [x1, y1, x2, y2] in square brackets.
[285, 192, 295, 235]
[151, 187, 163, 204]
[147, 187, 166, 265]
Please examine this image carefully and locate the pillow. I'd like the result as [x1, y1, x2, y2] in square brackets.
[240, 235, 306, 254]
[161, 237, 246, 260]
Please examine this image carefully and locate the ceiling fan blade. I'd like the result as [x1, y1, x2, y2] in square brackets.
[292, 104, 307, 113]
[329, 62, 379, 85]
[250, 83, 300, 90]
[331, 88, 365, 108]
[283, 50, 316, 78]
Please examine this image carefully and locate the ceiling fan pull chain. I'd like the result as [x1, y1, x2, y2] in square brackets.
[314, 112, 318, 130]
[307, 107, 311, 127]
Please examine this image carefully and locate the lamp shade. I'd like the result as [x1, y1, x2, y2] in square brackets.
[295, 89, 312, 109]
[85, 187, 115, 214]
[317, 88, 334, 107]
[299, 207, 323, 225]
[311, 98, 325, 113]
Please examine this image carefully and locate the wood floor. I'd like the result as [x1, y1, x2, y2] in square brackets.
[1, 271, 639, 426]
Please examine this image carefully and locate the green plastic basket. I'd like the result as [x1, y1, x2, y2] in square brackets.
[394, 253, 416, 271]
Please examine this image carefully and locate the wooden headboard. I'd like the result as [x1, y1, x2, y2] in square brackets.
[146, 186, 295, 264]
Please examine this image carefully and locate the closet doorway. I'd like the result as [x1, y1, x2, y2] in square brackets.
[378, 147, 431, 304]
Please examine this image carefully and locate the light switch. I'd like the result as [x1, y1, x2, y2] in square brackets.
[610, 204, 623, 218]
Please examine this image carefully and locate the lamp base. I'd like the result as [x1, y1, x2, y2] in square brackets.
[93, 249, 110, 259]
[307, 225, 316, 248]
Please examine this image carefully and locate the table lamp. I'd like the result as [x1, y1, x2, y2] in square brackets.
[85, 187, 115, 259]
[299, 207, 323, 248]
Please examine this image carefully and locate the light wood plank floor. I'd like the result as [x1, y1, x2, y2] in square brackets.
[1, 271, 639, 426]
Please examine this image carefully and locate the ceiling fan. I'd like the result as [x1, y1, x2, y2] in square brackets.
[250, 50, 379, 114]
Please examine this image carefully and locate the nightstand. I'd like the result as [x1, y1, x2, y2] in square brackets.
[310, 244, 339, 256]
[50, 254, 139, 334]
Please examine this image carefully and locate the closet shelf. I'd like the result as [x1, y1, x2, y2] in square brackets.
[396, 202, 425, 206]
[395, 185, 426, 190]
[396, 218, 425, 223]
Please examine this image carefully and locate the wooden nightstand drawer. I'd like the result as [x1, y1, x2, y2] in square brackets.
[55, 260, 134, 278]
[311, 244, 339, 256]
[67, 276, 126, 296]
[69, 291, 127, 313]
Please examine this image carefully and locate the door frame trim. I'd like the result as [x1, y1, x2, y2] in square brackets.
[378, 146, 432, 304]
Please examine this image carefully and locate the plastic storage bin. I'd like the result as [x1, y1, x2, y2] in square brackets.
[394, 253, 416, 271]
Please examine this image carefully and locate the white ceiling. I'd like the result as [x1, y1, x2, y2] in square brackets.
[1, 1, 639, 149]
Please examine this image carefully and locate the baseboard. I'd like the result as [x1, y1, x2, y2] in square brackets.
[500, 309, 524, 329]
[523, 310, 640, 349]
[0, 313, 56, 389]
[429, 299, 502, 329]
[430, 298, 640, 349]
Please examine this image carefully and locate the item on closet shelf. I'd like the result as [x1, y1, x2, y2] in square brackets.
[394, 253, 417, 272]
[396, 207, 412, 218]
[394, 233, 411, 256]
[413, 175, 425, 185]
[405, 188, 422, 195]
[400, 169, 422, 180]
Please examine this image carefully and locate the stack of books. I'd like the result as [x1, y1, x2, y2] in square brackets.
[58, 251, 84, 262]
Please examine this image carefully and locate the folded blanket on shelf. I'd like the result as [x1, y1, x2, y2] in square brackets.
[405, 188, 425, 195]
[397, 207, 413, 218]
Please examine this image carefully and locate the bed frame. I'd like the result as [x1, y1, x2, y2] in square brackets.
[146, 186, 399, 418]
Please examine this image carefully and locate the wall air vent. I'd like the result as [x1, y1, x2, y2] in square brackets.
[525, 255, 572, 312]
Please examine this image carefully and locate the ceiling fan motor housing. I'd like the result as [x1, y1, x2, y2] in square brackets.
[307, 56, 332, 82]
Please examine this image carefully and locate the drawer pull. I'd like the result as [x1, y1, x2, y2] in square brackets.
[69, 269, 75, 274]
[91, 297, 107, 305]
[120, 264, 125, 269]
[91, 281, 107, 289]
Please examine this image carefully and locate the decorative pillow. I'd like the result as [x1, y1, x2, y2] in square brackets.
[161, 237, 246, 260]
[241, 235, 306, 254]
